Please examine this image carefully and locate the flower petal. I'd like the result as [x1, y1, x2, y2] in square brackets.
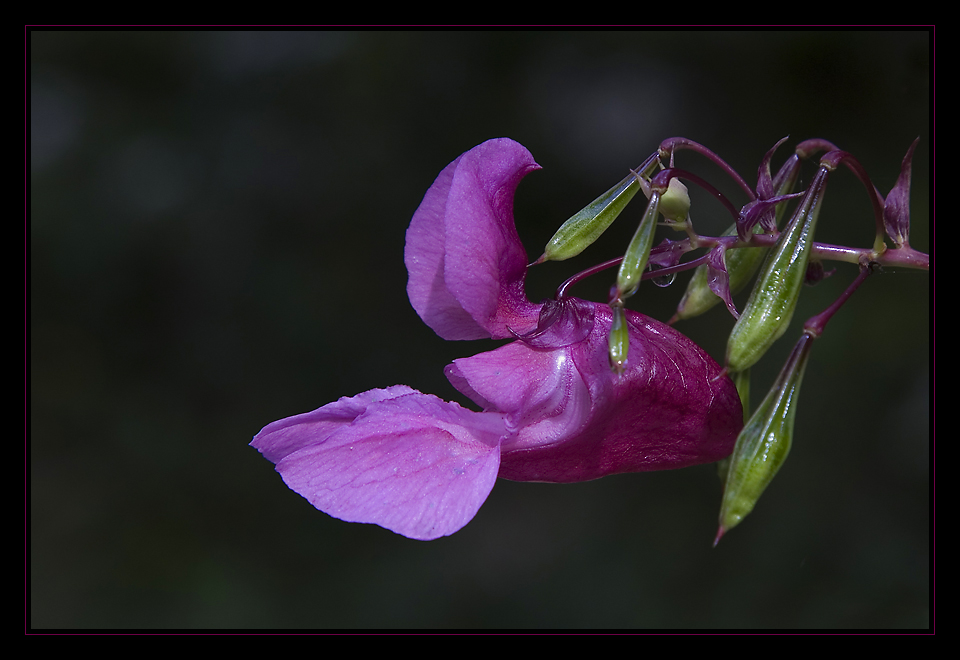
[405, 138, 541, 340]
[250, 385, 417, 464]
[446, 339, 592, 446]
[449, 302, 743, 483]
[254, 390, 506, 540]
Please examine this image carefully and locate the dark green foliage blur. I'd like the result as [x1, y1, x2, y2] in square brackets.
[30, 29, 930, 629]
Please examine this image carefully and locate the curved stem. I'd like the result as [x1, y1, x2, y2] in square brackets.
[659, 137, 756, 200]
[820, 150, 888, 254]
[803, 262, 875, 337]
[555, 257, 623, 301]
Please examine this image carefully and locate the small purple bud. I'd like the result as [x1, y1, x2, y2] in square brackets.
[882, 137, 920, 248]
[803, 260, 835, 285]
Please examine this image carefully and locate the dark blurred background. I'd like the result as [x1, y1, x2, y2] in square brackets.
[29, 29, 931, 629]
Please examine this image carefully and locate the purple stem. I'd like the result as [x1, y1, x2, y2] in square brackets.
[550, 235, 927, 304]
[820, 150, 887, 249]
[803, 263, 875, 337]
[659, 137, 756, 201]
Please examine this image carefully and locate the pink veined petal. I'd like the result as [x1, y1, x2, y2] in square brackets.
[405, 138, 541, 341]
[262, 391, 506, 540]
[521, 305, 739, 482]
[510, 297, 595, 349]
[442, 139, 541, 338]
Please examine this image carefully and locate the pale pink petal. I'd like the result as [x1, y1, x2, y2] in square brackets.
[265, 392, 506, 540]
[251, 385, 416, 464]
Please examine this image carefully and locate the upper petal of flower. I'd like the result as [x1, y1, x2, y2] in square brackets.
[405, 138, 542, 340]
[251, 388, 506, 540]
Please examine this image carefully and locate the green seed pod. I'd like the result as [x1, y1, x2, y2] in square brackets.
[724, 167, 829, 373]
[607, 303, 630, 374]
[540, 156, 659, 263]
[716, 333, 814, 542]
[615, 192, 660, 300]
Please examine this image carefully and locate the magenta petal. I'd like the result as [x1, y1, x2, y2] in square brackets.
[254, 390, 506, 540]
[405, 138, 541, 340]
[449, 302, 742, 483]
[510, 297, 594, 349]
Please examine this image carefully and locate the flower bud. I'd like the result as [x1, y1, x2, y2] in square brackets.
[882, 137, 919, 249]
[725, 167, 829, 373]
[615, 191, 660, 300]
[716, 333, 813, 542]
[657, 177, 690, 223]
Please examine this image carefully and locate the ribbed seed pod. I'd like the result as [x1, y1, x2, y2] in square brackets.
[716, 333, 814, 541]
[724, 167, 829, 373]
[540, 157, 659, 263]
[615, 192, 660, 300]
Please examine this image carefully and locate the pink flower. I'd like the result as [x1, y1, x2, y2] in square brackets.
[252, 138, 743, 540]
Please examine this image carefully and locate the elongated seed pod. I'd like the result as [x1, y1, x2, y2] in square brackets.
[615, 192, 660, 300]
[724, 167, 829, 373]
[717, 333, 813, 540]
[540, 157, 660, 263]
